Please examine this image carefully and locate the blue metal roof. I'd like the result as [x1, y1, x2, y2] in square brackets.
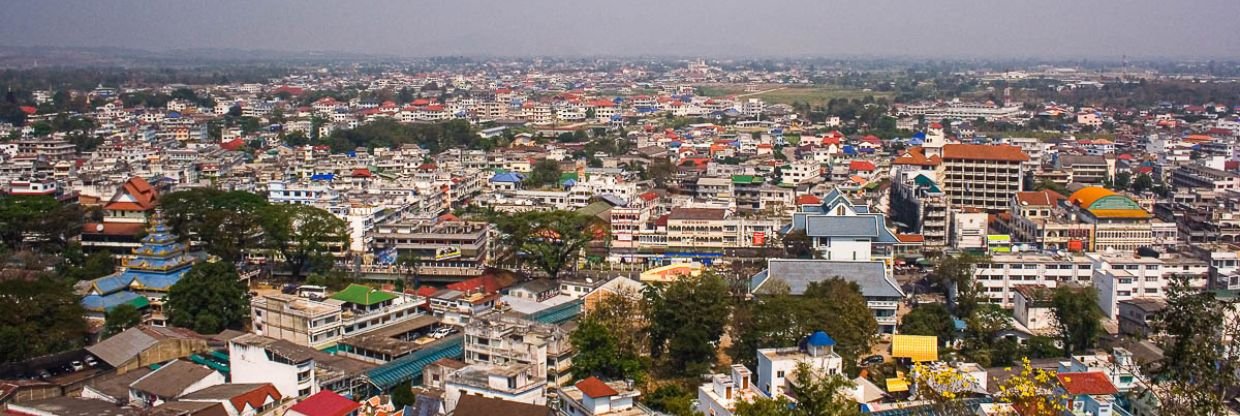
[490, 172, 525, 183]
[81, 291, 146, 313]
[310, 173, 335, 181]
[366, 335, 463, 390]
[807, 331, 836, 347]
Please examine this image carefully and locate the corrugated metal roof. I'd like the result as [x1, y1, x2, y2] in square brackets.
[365, 335, 463, 390]
[86, 327, 159, 367]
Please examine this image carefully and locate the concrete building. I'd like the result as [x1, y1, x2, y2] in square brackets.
[463, 313, 574, 387]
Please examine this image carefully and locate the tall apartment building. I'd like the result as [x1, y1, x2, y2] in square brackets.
[893, 125, 1029, 212]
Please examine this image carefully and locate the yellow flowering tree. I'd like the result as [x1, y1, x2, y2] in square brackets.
[907, 362, 978, 415]
[994, 358, 1067, 416]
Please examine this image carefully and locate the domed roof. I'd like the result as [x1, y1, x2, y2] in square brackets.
[807, 331, 836, 347]
[1068, 186, 1149, 219]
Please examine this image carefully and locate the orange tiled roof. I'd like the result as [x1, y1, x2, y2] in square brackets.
[576, 377, 618, 398]
[941, 144, 1029, 162]
[892, 147, 941, 166]
[1057, 372, 1118, 396]
[1014, 190, 1065, 206]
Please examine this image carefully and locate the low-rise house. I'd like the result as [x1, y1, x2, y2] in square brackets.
[128, 360, 225, 408]
[1056, 371, 1121, 416]
[178, 383, 283, 416]
[557, 376, 649, 416]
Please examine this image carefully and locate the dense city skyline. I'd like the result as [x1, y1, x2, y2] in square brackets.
[3, 0, 1240, 59]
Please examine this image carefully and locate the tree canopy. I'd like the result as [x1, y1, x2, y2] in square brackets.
[259, 204, 350, 280]
[104, 303, 143, 338]
[731, 278, 876, 373]
[900, 303, 956, 342]
[1050, 285, 1103, 357]
[646, 273, 732, 376]
[160, 189, 269, 262]
[491, 210, 602, 279]
[0, 275, 88, 362]
[1155, 276, 1240, 412]
[0, 195, 81, 253]
[166, 261, 250, 334]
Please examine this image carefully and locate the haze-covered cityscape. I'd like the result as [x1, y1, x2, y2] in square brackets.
[2, 2, 1240, 416]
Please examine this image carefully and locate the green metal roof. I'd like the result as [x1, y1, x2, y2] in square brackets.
[731, 175, 762, 185]
[366, 334, 463, 390]
[331, 284, 397, 306]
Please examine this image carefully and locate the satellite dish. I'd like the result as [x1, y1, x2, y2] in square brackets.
[585, 278, 594, 284]
[96, 224, 105, 232]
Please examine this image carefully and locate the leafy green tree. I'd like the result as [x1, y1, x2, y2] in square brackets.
[646, 273, 731, 376]
[0, 276, 88, 362]
[1051, 285, 1103, 357]
[491, 210, 601, 279]
[1132, 173, 1154, 194]
[1154, 276, 1240, 412]
[525, 159, 563, 188]
[735, 362, 860, 416]
[61, 250, 115, 282]
[1114, 171, 1132, 191]
[160, 189, 269, 262]
[802, 279, 878, 365]
[730, 293, 822, 369]
[642, 385, 696, 416]
[260, 204, 350, 281]
[0, 195, 81, 252]
[391, 380, 417, 409]
[781, 230, 816, 259]
[166, 261, 250, 334]
[900, 304, 955, 342]
[934, 253, 983, 317]
[570, 317, 645, 383]
[104, 303, 143, 337]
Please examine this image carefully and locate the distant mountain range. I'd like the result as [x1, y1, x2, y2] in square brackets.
[0, 45, 398, 68]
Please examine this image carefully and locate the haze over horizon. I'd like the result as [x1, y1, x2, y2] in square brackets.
[3, 0, 1239, 60]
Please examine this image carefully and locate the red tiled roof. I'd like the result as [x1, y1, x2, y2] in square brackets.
[220, 138, 245, 151]
[942, 144, 1029, 162]
[351, 168, 373, 178]
[896, 234, 924, 243]
[849, 160, 877, 172]
[447, 276, 502, 295]
[287, 391, 359, 416]
[229, 384, 282, 413]
[576, 377, 618, 398]
[639, 191, 659, 202]
[19, 106, 37, 115]
[796, 194, 822, 205]
[1057, 372, 1118, 395]
[892, 147, 941, 167]
[104, 176, 156, 212]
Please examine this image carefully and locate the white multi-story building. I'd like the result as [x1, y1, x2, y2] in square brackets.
[698, 332, 842, 416]
[975, 253, 1095, 307]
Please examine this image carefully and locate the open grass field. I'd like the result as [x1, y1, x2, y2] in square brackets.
[697, 84, 892, 105]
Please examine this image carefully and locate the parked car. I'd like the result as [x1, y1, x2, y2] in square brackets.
[37, 369, 51, 380]
[430, 327, 453, 339]
[70, 361, 84, 371]
[84, 356, 98, 367]
[860, 355, 885, 366]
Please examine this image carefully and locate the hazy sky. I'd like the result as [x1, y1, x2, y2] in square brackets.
[2, 0, 1238, 59]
